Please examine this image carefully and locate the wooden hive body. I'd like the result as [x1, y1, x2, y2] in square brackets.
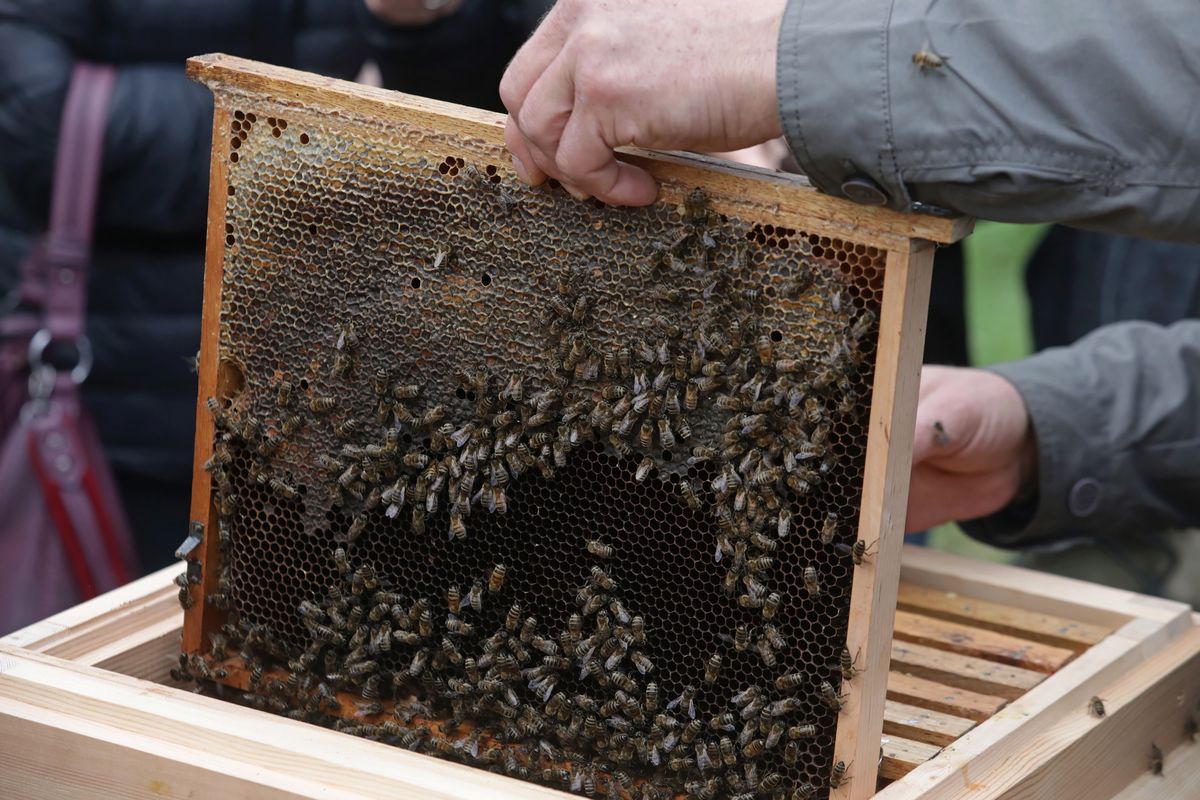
[180, 54, 969, 800]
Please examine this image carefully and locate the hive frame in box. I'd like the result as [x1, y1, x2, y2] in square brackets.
[180, 53, 973, 800]
[1, 546, 1197, 799]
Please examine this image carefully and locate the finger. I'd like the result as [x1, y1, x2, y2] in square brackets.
[905, 464, 1020, 532]
[499, 3, 571, 118]
[511, 50, 577, 183]
[555, 106, 658, 206]
[504, 116, 548, 186]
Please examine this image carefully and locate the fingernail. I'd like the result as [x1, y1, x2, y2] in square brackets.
[562, 181, 590, 202]
[511, 155, 531, 184]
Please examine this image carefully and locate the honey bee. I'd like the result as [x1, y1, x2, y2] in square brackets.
[309, 395, 336, 413]
[703, 652, 722, 684]
[820, 512, 840, 545]
[733, 624, 751, 652]
[657, 418, 676, 449]
[829, 759, 852, 789]
[925, 418, 955, 449]
[755, 334, 773, 364]
[819, 680, 845, 711]
[789, 723, 817, 740]
[636, 419, 654, 449]
[912, 40, 947, 71]
[777, 509, 792, 538]
[751, 633, 779, 667]
[346, 515, 367, 542]
[1088, 696, 1106, 718]
[679, 480, 701, 510]
[840, 647, 863, 681]
[269, 477, 298, 501]
[487, 563, 507, 593]
[763, 591, 781, 619]
[803, 566, 821, 598]
[836, 538, 878, 565]
[1188, 716, 1200, 743]
[590, 565, 616, 590]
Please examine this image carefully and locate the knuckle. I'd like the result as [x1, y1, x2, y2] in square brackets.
[498, 76, 520, 113]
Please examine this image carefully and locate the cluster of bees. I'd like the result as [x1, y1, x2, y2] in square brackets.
[181, 182, 881, 798]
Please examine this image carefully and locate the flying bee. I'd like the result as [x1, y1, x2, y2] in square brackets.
[802, 566, 822, 598]
[309, 395, 336, 413]
[819, 680, 846, 711]
[912, 40, 947, 71]
[487, 563, 507, 593]
[703, 652, 722, 684]
[1088, 696, 1106, 718]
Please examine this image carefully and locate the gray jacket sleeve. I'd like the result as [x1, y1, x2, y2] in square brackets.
[776, 0, 1200, 243]
[962, 320, 1200, 547]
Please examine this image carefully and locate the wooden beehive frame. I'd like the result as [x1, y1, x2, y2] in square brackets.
[181, 53, 973, 799]
[2, 547, 1197, 799]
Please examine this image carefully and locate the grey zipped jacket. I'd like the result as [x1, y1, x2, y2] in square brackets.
[778, 0, 1200, 242]
[962, 321, 1200, 546]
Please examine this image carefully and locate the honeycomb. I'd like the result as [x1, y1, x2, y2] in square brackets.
[186, 77, 889, 800]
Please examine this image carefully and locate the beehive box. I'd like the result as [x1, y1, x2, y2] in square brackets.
[3, 548, 1198, 800]
[176, 54, 977, 800]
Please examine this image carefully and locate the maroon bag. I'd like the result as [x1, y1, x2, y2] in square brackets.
[0, 63, 140, 634]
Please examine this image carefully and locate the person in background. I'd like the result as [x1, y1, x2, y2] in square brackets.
[0, 0, 541, 571]
[932, 231, 1200, 607]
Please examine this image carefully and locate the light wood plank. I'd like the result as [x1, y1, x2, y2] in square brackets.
[893, 610, 1076, 674]
[896, 582, 1110, 652]
[890, 640, 1044, 701]
[1, 565, 180, 653]
[880, 736, 942, 781]
[186, 54, 971, 248]
[886, 671, 1007, 722]
[900, 545, 1191, 633]
[182, 102, 235, 656]
[983, 622, 1200, 800]
[874, 619, 1196, 800]
[831, 240, 935, 800]
[883, 700, 975, 747]
[0, 646, 571, 800]
[1109, 740, 1200, 800]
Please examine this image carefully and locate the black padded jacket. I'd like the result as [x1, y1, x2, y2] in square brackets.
[0, 0, 534, 482]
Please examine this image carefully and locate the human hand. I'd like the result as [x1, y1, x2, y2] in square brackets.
[906, 366, 1037, 532]
[364, 0, 465, 26]
[500, 0, 788, 205]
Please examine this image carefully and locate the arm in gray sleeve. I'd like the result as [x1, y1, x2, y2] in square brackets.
[962, 320, 1200, 547]
[776, 0, 1200, 243]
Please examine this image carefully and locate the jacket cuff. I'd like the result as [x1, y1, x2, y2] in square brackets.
[961, 362, 1121, 548]
[776, 0, 911, 208]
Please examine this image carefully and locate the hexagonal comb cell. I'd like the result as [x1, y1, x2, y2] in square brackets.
[181, 56, 930, 800]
